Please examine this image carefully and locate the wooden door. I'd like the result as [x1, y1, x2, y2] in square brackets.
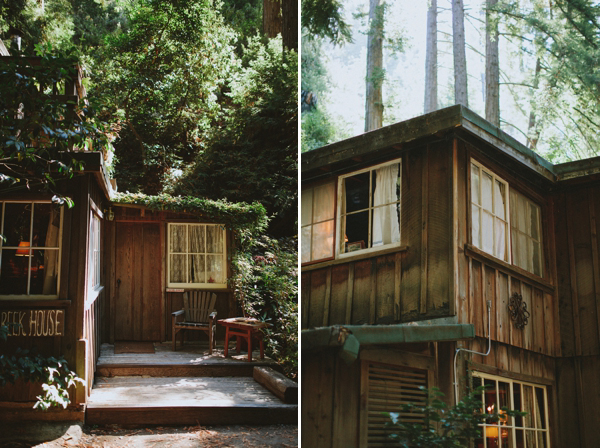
[114, 222, 162, 341]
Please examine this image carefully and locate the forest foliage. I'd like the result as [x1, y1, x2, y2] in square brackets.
[0, 0, 298, 394]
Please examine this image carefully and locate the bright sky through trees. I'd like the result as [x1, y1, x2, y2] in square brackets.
[317, 0, 565, 160]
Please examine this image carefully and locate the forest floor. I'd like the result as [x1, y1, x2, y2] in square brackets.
[0, 423, 298, 447]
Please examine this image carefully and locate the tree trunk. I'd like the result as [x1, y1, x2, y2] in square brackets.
[527, 57, 542, 149]
[485, 0, 500, 126]
[263, 0, 282, 38]
[452, 0, 468, 107]
[365, 0, 384, 132]
[282, 0, 298, 51]
[424, 0, 438, 114]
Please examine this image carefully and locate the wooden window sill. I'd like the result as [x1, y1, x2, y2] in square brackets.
[302, 245, 409, 272]
[0, 299, 71, 307]
[464, 243, 554, 293]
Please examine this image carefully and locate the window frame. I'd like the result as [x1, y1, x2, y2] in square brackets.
[472, 371, 551, 448]
[470, 158, 545, 279]
[301, 181, 336, 265]
[0, 200, 64, 299]
[88, 202, 102, 294]
[336, 157, 403, 259]
[166, 222, 228, 290]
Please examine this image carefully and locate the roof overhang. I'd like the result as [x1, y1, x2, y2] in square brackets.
[302, 105, 561, 185]
[302, 323, 475, 364]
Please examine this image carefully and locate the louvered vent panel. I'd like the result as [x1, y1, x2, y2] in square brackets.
[366, 362, 428, 447]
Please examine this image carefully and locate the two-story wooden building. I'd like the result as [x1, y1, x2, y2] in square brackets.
[301, 105, 600, 447]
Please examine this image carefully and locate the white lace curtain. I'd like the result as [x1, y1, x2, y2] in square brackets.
[372, 163, 400, 247]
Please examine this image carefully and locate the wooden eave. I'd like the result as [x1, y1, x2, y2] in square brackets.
[68, 151, 114, 200]
[302, 105, 558, 186]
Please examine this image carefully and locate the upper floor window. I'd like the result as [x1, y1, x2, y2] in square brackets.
[167, 223, 227, 289]
[472, 372, 550, 448]
[470, 159, 544, 277]
[301, 182, 335, 264]
[338, 159, 401, 256]
[471, 160, 509, 261]
[0, 201, 62, 297]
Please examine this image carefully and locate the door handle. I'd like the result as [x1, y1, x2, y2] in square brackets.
[117, 279, 121, 287]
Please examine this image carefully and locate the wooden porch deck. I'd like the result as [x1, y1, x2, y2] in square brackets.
[87, 342, 297, 426]
[96, 342, 277, 377]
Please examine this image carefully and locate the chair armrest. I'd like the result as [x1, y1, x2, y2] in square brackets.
[172, 309, 185, 317]
[209, 311, 217, 320]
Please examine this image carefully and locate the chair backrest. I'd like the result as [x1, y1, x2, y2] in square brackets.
[183, 291, 217, 323]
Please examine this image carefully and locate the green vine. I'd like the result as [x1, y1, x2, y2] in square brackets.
[111, 192, 269, 235]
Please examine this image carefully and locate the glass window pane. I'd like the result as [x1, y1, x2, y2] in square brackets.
[301, 188, 313, 226]
[471, 163, 480, 205]
[206, 254, 224, 283]
[4, 203, 31, 247]
[494, 181, 506, 220]
[312, 220, 334, 260]
[0, 249, 28, 294]
[530, 203, 540, 241]
[484, 378, 497, 422]
[498, 381, 511, 425]
[30, 249, 59, 295]
[518, 194, 527, 232]
[525, 430, 536, 448]
[188, 254, 206, 284]
[522, 385, 535, 428]
[533, 241, 542, 277]
[32, 203, 60, 247]
[206, 225, 224, 254]
[482, 172, 493, 212]
[535, 387, 546, 429]
[344, 172, 370, 214]
[188, 225, 205, 253]
[170, 254, 186, 283]
[301, 226, 312, 263]
[313, 183, 335, 223]
[515, 429, 525, 447]
[170, 225, 187, 253]
[513, 382, 523, 428]
[472, 205, 480, 248]
[483, 211, 494, 254]
[344, 211, 369, 252]
[495, 217, 506, 261]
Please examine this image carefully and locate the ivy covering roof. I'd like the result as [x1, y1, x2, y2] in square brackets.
[111, 192, 268, 233]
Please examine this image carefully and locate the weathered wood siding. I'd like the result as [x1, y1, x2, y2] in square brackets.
[552, 183, 600, 446]
[302, 140, 454, 328]
[455, 139, 560, 358]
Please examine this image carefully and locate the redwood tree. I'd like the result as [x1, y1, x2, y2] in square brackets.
[452, 0, 468, 107]
[424, 0, 438, 114]
[365, 0, 384, 132]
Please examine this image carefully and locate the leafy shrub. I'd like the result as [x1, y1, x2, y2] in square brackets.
[231, 235, 298, 379]
[385, 386, 525, 447]
[0, 324, 84, 410]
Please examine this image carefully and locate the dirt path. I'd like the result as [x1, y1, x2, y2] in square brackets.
[0, 424, 298, 448]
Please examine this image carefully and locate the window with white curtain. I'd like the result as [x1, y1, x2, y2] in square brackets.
[470, 159, 544, 277]
[88, 209, 101, 291]
[472, 372, 551, 448]
[338, 158, 401, 256]
[167, 223, 226, 288]
[0, 201, 62, 297]
[301, 182, 335, 264]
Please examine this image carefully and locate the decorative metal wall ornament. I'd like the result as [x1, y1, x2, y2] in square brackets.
[508, 292, 530, 329]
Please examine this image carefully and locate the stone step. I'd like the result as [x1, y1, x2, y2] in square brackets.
[86, 376, 297, 426]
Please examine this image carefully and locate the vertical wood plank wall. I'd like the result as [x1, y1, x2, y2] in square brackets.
[302, 140, 454, 329]
[553, 183, 600, 446]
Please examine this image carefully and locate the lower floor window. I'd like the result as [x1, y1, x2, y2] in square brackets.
[473, 372, 550, 448]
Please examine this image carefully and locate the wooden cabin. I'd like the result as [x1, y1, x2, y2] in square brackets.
[0, 55, 248, 422]
[301, 105, 600, 447]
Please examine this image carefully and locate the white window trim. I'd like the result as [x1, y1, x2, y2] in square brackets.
[471, 159, 510, 262]
[87, 202, 102, 295]
[471, 159, 545, 278]
[0, 200, 63, 299]
[167, 223, 227, 289]
[336, 158, 402, 259]
[472, 371, 551, 448]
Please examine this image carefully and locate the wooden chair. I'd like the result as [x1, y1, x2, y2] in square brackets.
[172, 291, 217, 354]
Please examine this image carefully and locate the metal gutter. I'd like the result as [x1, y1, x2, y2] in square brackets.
[302, 323, 476, 364]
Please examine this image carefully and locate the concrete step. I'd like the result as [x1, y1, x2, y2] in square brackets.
[85, 376, 297, 426]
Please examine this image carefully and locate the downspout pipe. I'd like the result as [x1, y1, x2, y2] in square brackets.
[453, 300, 492, 404]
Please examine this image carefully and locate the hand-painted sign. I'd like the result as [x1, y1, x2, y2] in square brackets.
[0, 309, 65, 337]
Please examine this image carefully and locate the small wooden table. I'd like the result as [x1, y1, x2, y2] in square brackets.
[218, 318, 269, 361]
